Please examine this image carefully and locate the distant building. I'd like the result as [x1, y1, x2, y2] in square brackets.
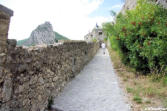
[84, 26, 106, 42]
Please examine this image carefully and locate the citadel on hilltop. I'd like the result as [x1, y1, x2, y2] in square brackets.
[84, 24, 106, 43]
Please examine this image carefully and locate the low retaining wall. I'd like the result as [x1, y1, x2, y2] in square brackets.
[0, 41, 99, 111]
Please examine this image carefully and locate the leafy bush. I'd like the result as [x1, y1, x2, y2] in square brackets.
[103, 0, 167, 74]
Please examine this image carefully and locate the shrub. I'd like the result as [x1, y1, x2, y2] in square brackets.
[103, 0, 167, 74]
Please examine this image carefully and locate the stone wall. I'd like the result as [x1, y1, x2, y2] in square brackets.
[0, 41, 99, 111]
[0, 4, 13, 53]
[0, 4, 99, 111]
[84, 28, 106, 43]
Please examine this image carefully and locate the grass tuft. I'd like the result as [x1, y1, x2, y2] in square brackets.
[133, 96, 142, 104]
[145, 100, 151, 104]
[108, 47, 167, 110]
[162, 76, 167, 86]
[126, 87, 134, 93]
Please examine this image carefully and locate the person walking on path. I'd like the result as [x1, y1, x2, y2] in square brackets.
[101, 42, 106, 54]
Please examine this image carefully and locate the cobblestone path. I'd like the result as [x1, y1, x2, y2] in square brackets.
[53, 49, 130, 111]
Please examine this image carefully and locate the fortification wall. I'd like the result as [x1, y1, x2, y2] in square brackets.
[0, 41, 99, 111]
[0, 4, 13, 53]
[0, 5, 99, 111]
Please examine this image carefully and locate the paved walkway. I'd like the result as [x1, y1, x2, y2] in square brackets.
[53, 49, 130, 111]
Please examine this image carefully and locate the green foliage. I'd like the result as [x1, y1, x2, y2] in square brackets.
[17, 38, 29, 46]
[143, 87, 156, 96]
[92, 38, 97, 42]
[110, 10, 117, 17]
[133, 95, 142, 104]
[47, 96, 53, 110]
[103, 0, 167, 74]
[126, 87, 134, 93]
[104, 37, 108, 41]
[102, 22, 114, 37]
[163, 98, 167, 107]
[108, 36, 119, 51]
[17, 31, 69, 46]
[162, 76, 167, 86]
[54, 31, 69, 41]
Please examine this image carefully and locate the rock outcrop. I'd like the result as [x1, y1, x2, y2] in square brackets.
[20, 22, 56, 46]
[121, 0, 167, 13]
[121, 0, 137, 14]
[156, 0, 167, 8]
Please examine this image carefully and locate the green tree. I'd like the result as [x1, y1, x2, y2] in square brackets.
[110, 10, 117, 17]
[103, 0, 167, 74]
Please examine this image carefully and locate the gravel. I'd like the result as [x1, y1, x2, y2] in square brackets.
[53, 49, 131, 111]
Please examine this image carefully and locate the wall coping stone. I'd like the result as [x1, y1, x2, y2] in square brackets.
[0, 4, 13, 16]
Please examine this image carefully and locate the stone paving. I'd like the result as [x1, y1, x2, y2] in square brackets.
[53, 49, 131, 111]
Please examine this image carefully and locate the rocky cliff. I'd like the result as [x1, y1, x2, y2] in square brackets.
[121, 0, 137, 13]
[18, 22, 55, 46]
[121, 0, 167, 13]
[17, 22, 69, 46]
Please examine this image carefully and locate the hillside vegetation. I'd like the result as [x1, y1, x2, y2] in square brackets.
[17, 22, 69, 46]
[17, 38, 29, 46]
[103, 0, 167, 74]
[54, 31, 69, 41]
[103, 0, 167, 109]
[17, 31, 69, 46]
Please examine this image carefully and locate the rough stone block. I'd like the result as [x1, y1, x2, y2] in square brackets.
[0, 11, 10, 19]
[0, 19, 10, 34]
[0, 4, 13, 17]
[0, 34, 7, 41]
[0, 39, 7, 45]
[0, 45, 7, 53]
[0, 41, 99, 111]
[7, 39, 16, 47]
[2, 77, 12, 102]
[0, 53, 6, 65]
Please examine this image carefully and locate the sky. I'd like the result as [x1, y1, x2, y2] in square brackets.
[0, 0, 124, 40]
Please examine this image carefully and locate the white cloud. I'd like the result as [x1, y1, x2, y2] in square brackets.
[1, 0, 111, 40]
